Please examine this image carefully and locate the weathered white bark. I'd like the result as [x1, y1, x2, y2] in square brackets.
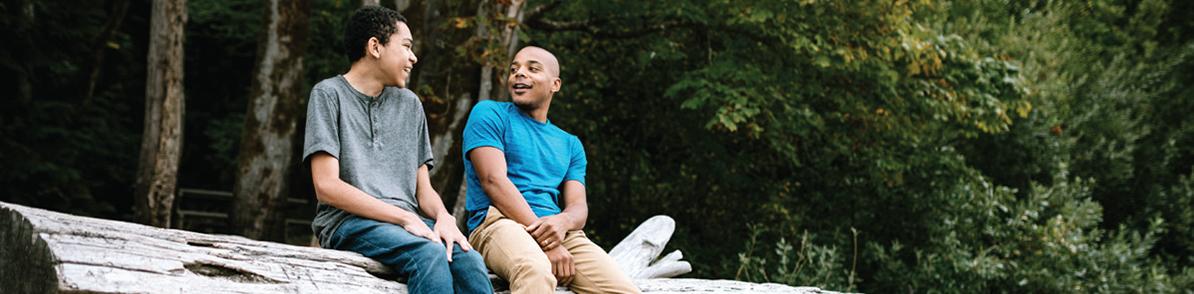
[3, 201, 404, 293]
[0, 201, 839, 293]
[610, 215, 693, 279]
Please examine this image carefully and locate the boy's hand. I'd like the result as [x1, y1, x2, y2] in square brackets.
[433, 216, 472, 262]
[401, 219, 437, 241]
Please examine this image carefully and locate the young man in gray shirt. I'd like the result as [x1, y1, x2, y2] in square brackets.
[303, 6, 491, 294]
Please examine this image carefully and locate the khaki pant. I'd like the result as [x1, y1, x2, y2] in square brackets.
[469, 207, 640, 294]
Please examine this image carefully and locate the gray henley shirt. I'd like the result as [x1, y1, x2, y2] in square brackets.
[302, 75, 434, 248]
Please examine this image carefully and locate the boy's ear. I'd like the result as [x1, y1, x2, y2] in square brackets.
[367, 37, 381, 59]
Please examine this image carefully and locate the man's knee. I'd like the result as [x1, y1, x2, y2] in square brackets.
[508, 255, 556, 286]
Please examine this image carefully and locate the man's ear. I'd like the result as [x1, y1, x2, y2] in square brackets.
[551, 78, 562, 93]
[367, 37, 382, 59]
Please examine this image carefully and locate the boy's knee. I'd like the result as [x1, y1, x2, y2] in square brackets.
[453, 250, 487, 270]
[409, 242, 449, 265]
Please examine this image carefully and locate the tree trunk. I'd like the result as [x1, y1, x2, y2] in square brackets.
[474, 0, 527, 101]
[8, 0, 36, 104]
[3, 201, 841, 293]
[399, 0, 483, 217]
[492, 0, 526, 100]
[82, 0, 131, 105]
[449, 0, 527, 225]
[230, 0, 310, 242]
[135, 0, 186, 228]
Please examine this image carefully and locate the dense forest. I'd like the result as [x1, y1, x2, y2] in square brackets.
[2, 0, 1193, 292]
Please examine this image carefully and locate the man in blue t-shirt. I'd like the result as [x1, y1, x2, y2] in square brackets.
[463, 46, 640, 293]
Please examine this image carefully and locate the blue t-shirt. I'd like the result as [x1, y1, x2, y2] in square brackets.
[462, 101, 587, 233]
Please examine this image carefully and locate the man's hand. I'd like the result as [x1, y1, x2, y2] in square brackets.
[544, 244, 574, 285]
[433, 216, 472, 262]
[527, 214, 571, 251]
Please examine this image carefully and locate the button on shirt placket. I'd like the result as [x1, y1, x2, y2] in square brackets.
[368, 97, 381, 148]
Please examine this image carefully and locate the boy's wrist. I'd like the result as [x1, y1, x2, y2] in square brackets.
[393, 210, 421, 226]
[435, 212, 456, 224]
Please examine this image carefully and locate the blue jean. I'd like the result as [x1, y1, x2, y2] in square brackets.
[327, 216, 493, 294]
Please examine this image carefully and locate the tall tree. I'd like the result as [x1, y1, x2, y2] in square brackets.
[445, 0, 528, 227]
[135, 0, 187, 227]
[230, 0, 310, 241]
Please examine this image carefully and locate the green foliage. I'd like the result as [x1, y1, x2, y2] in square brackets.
[536, 0, 1194, 291]
[0, 0, 142, 218]
[736, 224, 857, 291]
[0, 98, 136, 218]
[868, 168, 1181, 292]
[2, 0, 1193, 292]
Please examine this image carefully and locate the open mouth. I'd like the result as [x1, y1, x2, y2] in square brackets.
[511, 82, 532, 94]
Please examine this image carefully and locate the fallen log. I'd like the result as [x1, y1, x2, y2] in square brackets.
[0, 201, 839, 293]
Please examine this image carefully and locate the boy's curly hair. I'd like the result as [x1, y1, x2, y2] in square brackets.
[344, 6, 407, 63]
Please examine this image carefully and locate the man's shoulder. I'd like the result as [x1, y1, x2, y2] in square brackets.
[543, 120, 579, 140]
[474, 100, 513, 112]
[470, 100, 515, 121]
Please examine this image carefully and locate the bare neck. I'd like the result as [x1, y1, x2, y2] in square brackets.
[343, 64, 385, 97]
[528, 107, 548, 123]
[520, 97, 551, 123]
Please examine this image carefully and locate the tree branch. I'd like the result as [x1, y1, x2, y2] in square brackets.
[524, 0, 562, 21]
[526, 16, 702, 39]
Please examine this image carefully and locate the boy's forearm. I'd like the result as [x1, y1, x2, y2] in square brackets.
[414, 164, 452, 221]
[316, 178, 421, 226]
[417, 197, 451, 221]
[311, 153, 420, 226]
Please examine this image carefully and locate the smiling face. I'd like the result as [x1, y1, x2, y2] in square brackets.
[507, 47, 561, 110]
[372, 21, 417, 88]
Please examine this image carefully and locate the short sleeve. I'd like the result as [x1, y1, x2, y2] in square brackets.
[417, 104, 435, 170]
[462, 101, 507, 156]
[303, 88, 341, 162]
[563, 136, 587, 186]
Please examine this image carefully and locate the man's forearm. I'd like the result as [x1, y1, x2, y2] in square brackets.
[480, 176, 539, 226]
[557, 206, 587, 231]
[470, 147, 539, 226]
[557, 180, 588, 230]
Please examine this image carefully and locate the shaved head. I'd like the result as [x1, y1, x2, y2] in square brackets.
[515, 46, 560, 78]
[508, 46, 563, 117]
